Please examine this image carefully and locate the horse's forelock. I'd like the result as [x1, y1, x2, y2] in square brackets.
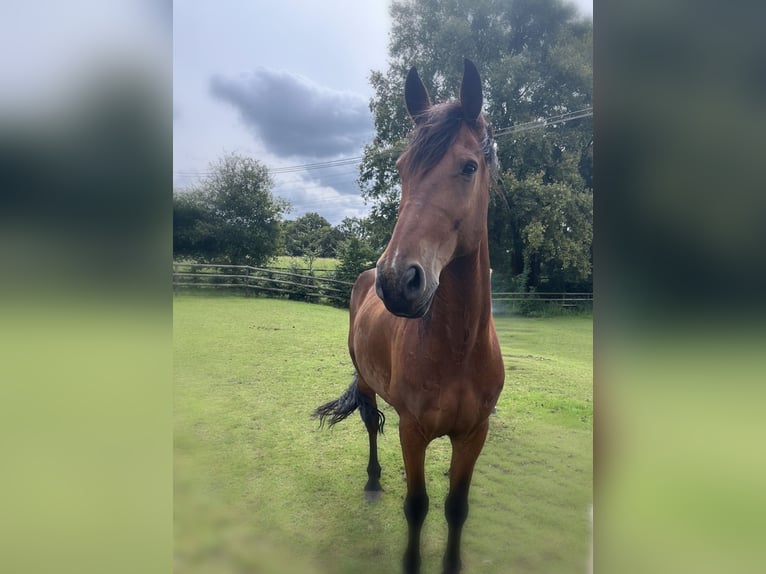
[400, 101, 495, 176]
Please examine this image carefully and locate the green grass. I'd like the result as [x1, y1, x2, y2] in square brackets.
[272, 256, 339, 271]
[174, 295, 592, 573]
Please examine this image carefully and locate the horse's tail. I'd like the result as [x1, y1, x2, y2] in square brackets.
[313, 373, 385, 433]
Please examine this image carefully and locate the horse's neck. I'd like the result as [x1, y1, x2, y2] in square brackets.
[430, 241, 493, 347]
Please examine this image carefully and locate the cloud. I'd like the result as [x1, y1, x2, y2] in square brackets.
[275, 178, 369, 225]
[210, 68, 373, 159]
[270, 165, 369, 225]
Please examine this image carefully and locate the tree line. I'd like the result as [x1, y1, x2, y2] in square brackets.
[174, 0, 592, 298]
[172, 152, 378, 290]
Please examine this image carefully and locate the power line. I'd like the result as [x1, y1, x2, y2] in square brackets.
[174, 156, 365, 178]
[493, 107, 593, 138]
[269, 156, 364, 174]
[173, 105, 592, 180]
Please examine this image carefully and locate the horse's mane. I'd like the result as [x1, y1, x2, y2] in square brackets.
[399, 101, 497, 176]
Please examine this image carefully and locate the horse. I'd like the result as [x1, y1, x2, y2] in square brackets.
[314, 59, 505, 574]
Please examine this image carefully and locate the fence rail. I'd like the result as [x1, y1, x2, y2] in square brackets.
[173, 263, 592, 310]
[173, 263, 353, 305]
[492, 292, 592, 308]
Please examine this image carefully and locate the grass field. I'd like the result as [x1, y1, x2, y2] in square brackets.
[174, 295, 592, 573]
[272, 256, 339, 271]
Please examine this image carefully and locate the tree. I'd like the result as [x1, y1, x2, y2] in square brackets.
[283, 212, 337, 262]
[335, 216, 369, 242]
[491, 172, 592, 291]
[359, 0, 593, 291]
[328, 216, 378, 306]
[335, 216, 380, 253]
[173, 153, 290, 265]
[334, 236, 378, 306]
[172, 189, 217, 261]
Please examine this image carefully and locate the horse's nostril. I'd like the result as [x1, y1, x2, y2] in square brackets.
[404, 267, 418, 289]
[402, 264, 425, 300]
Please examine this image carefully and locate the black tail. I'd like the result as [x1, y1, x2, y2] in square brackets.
[313, 373, 385, 433]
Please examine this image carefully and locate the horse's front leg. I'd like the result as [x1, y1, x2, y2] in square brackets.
[442, 420, 489, 574]
[399, 417, 429, 574]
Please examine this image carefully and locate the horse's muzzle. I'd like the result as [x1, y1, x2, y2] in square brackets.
[375, 261, 434, 318]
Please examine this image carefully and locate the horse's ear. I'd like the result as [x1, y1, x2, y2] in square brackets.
[460, 58, 483, 121]
[405, 66, 431, 123]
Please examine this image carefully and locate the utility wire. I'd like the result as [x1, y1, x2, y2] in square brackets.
[174, 106, 592, 180]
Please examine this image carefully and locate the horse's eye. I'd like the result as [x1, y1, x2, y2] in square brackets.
[461, 161, 478, 176]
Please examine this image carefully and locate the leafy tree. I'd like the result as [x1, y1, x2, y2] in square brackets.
[334, 236, 378, 306]
[491, 172, 592, 291]
[335, 216, 370, 243]
[283, 212, 337, 262]
[335, 216, 384, 255]
[173, 153, 290, 265]
[172, 189, 217, 261]
[359, 0, 592, 291]
[327, 216, 378, 306]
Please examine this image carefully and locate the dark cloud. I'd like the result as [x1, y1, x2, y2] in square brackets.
[210, 68, 373, 159]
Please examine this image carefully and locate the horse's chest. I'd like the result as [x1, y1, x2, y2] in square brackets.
[395, 362, 500, 432]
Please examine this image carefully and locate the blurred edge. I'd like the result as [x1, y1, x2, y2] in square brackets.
[596, 1, 766, 573]
[3, 0, 766, 573]
[0, 2, 172, 573]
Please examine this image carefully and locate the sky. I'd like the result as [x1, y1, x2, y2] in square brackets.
[173, 0, 392, 224]
[1, 1, 591, 227]
[171, 0, 593, 226]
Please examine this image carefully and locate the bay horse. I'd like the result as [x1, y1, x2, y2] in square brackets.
[314, 59, 504, 574]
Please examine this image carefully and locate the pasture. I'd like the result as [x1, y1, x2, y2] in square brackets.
[174, 295, 592, 573]
[272, 256, 339, 272]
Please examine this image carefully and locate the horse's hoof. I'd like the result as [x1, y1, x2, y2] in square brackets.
[364, 489, 383, 503]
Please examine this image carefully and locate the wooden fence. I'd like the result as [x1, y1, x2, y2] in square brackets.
[492, 291, 593, 308]
[173, 263, 592, 310]
[172, 263, 353, 306]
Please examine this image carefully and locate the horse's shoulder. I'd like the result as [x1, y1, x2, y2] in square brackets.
[350, 268, 379, 318]
[353, 268, 376, 291]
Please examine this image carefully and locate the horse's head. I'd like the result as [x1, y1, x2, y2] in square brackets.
[375, 59, 497, 318]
